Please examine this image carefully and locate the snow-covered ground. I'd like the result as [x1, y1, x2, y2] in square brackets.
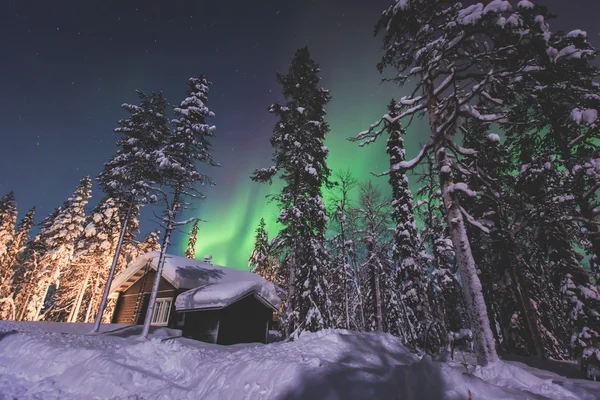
[0, 321, 599, 399]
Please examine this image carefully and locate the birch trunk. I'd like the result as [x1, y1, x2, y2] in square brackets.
[424, 78, 498, 366]
[69, 268, 91, 323]
[141, 192, 178, 339]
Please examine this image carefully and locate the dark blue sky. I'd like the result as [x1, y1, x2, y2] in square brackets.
[1, 0, 598, 267]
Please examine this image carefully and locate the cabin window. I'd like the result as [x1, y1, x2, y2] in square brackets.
[151, 298, 172, 326]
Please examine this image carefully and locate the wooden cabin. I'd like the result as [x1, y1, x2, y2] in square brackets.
[109, 252, 281, 344]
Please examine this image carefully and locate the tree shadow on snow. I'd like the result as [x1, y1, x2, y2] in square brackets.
[0, 330, 18, 342]
[277, 333, 446, 400]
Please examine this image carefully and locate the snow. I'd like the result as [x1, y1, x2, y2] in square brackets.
[176, 280, 279, 311]
[457, 4, 483, 25]
[109, 252, 280, 310]
[487, 133, 501, 142]
[567, 30, 587, 38]
[1, 322, 599, 399]
[517, 0, 534, 8]
[482, 0, 511, 16]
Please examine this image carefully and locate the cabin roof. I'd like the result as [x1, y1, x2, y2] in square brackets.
[109, 252, 281, 310]
[175, 280, 279, 311]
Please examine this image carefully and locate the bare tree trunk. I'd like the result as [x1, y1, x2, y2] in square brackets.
[84, 283, 97, 323]
[371, 260, 383, 331]
[92, 198, 133, 332]
[141, 193, 178, 339]
[69, 268, 91, 323]
[424, 77, 498, 366]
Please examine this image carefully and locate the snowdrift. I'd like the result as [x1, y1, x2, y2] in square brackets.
[0, 321, 598, 399]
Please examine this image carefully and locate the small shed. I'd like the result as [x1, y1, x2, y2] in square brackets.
[109, 252, 281, 344]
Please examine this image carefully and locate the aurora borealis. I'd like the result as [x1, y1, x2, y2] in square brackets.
[2, 0, 598, 270]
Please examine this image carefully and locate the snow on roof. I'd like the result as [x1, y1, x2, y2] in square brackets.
[175, 280, 279, 311]
[109, 252, 281, 310]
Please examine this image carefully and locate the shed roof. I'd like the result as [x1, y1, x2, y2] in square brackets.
[109, 252, 281, 311]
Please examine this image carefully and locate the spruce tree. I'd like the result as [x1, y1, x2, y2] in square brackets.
[0, 207, 35, 319]
[17, 206, 61, 320]
[249, 218, 280, 285]
[185, 219, 200, 259]
[67, 197, 124, 323]
[252, 46, 333, 337]
[381, 100, 435, 348]
[35, 177, 92, 320]
[141, 75, 217, 338]
[94, 91, 171, 331]
[0, 191, 17, 266]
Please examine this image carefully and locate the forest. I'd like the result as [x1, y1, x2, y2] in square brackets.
[0, 0, 599, 369]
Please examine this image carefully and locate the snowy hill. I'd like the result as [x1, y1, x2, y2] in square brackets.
[0, 321, 599, 399]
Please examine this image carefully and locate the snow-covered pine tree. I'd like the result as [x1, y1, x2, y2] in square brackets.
[490, 4, 600, 277]
[378, 99, 436, 349]
[0, 207, 35, 319]
[16, 206, 61, 321]
[251, 47, 333, 337]
[357, 0, 543, 366]
[249, 218, 280, 285]
[136, 230, 161, 255]
[94, 91, 171, 332]
[485, 4, 599, 358]
[141, 75, 217, 338]
[0, 191, 17, 268]
[66, 197, 124, 323]
[185, 219, 200, 259]
[34, 177, 92, 321]
[351, 181, 395, 334]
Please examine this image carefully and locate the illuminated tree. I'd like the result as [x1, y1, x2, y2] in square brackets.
[0, 206, 35, 319]
[94, 91, 171, 332]
[16, 206, 61, 320]
[141, 75, 217, 338]
[0, 191, 17, 267]
[252, 46, 333, 337]
[185, 219, 200, 259]
[66, 197, 126, 323]
[249, 218, 278, 284]
[33, 177, 92, 321]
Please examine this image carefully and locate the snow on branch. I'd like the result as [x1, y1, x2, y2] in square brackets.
[390, 140, 433, 172]
[448, 182, 477, 197]
[459, 206, 490, 234]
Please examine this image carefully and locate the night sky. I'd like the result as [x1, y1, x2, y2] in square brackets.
[2, 0, 598, 269]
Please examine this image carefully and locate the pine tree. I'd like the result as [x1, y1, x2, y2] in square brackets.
[252, 47, 333, 337]
[380, 100, 435, 348]
[36, 177, 92, 321]
[67, 197, 124, 323]
[0, 207, 35, 319]
[249, 218, 279, 285]
[185, 219, 200, 259]
[141, 75, 217, 338]
[94, 91, 171, 332]
[16, 206, 61, 321]
[0, 191, 17, 267]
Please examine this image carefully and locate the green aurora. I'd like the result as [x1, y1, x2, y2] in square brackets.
[177, 78, 428, 270]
